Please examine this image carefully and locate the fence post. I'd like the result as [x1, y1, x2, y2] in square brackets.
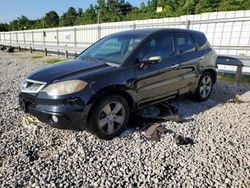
[43, 30, 47, 56]
[44, 48, 47, 56]
[10, 32, 12, 44]
[65, 50, 68, 59]
[74, 27, 77, 56]
[186, 20, 191, 29]
[16, 32, 18, 44]
[31, 31, 34, 44]
[23, 31, 26, 46]
[133, 22, 136, 29]
[97, 25, 101, 40]
[4, 32, 6, 43]
[235, 65, 243, 86]
[56, 29, 59, 55]
[30, 31, 34, 53]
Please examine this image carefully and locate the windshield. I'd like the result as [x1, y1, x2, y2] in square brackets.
[79, 34, 146, 65]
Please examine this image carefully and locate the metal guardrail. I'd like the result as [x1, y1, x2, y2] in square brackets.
[0, 43, 249, 85]
[216, 55, 250, 85]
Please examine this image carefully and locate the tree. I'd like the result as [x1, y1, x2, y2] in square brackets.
[79, 4, 97, 24]
[0, 23, 9, 31]
[119, 2, 133, 16]
[1, 0, 248, 30]
[44, 11, 59, 28]
[17, 15, 30, 30]
[60, 7, 77, 26]
[140, 2, 147, 12]
[179, 0, 196, 15]
[106, 0, 127, 21]
[195, 0, 219, 13]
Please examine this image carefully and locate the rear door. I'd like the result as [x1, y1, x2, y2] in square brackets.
[173, 33, 201, 92]
[135, 33, 182, 104]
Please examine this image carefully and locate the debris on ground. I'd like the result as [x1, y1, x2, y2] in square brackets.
[143, 122, 194, 144]
[131, 102, 194, 143]
[131, 102, 186, 129]
[22, 114, 41, 129]
[227, 94, 245, 104]
[6, 47, 14, 53]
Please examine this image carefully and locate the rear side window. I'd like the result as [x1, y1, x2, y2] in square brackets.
[174, 33, 196, 54]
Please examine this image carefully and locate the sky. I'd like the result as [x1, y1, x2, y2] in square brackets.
[0, 0, 147, 23]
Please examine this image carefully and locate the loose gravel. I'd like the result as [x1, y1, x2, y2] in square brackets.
[0, 51, 249, 187]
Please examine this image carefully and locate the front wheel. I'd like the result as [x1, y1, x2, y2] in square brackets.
[194, 72, 214, 101]
[88, 95, 130, 140]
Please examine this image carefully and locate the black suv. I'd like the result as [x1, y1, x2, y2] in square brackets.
[19, 28, 217, 139]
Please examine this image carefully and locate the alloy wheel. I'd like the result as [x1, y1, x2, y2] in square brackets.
[98, 102, 126, 135]
[199, 75, 212, 99]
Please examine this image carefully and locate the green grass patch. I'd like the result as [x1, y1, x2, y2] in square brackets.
[46, 58, 63, 64]
[217, 73, 250, 83]
[32, 55, 43, 59]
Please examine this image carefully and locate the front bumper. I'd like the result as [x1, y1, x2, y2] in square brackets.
[19, 93, 90, 130]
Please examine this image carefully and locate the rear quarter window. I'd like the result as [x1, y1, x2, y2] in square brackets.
[194, 32, 210, 49]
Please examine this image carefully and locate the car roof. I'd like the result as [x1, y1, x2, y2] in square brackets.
[111, 28, 202, 36]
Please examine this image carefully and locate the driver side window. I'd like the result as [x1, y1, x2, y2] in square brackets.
[141, 34, 174, 60]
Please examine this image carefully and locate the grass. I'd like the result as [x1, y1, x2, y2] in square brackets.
[46, 58, 63, 64]
[217, 73, 250, 83]
[32, 55, 43, 59]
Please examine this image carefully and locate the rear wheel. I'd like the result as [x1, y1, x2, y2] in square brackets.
[194, 72, 213, 101]
[88, 95, 130, 140]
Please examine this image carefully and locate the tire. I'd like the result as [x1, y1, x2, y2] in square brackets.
[194, 72, 214, 101]
[88, 95, 130, 140]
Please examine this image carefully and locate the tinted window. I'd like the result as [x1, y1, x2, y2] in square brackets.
[195, 32, 210, 49]
[175, 33, 196, 54]
[141, 35, 174, 59]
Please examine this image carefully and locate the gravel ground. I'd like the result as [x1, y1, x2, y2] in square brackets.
[0, 51, 249, 188]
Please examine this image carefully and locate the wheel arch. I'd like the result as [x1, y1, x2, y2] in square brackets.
[202, 69, 217, 84]
[192, 68, 217, 94]
[86, 86, 135, 123]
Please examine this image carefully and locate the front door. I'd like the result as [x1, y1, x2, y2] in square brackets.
[135, 34, 182, 104]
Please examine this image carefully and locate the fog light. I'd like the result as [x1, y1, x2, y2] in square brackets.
[52, 115, 59, 123]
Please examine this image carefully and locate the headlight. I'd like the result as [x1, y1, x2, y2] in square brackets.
[43, 80, 88, 96]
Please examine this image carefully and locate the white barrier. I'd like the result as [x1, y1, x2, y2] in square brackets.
[0, 10, 250, 57]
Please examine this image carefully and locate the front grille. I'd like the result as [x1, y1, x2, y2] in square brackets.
[21, 79, 47, 93]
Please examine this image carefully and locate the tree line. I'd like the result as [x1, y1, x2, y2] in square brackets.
[0, 0, 249, 31]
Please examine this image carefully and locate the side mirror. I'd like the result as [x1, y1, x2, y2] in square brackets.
[140, 56, 162, 69]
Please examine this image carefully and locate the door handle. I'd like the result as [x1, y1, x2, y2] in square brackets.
[171, 64, 179, 69]
[198, 56, 204, 60]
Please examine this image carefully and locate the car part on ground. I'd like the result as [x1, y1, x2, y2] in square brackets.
[144, 123, 194, 145]
[130, 102, 187, 129]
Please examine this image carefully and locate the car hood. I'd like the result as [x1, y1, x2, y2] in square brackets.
[27, 58, 115, 83]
